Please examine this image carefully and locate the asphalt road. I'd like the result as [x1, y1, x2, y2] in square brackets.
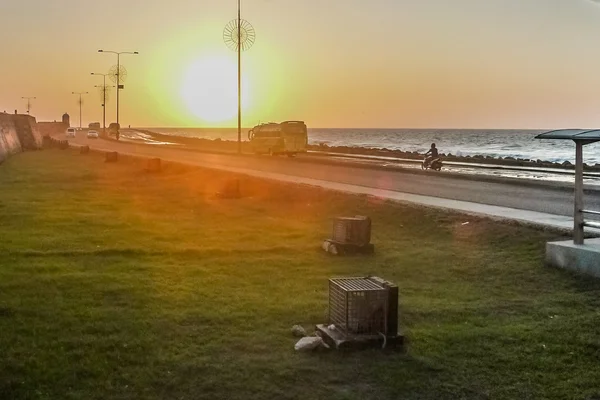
[71, 135, 600, 218]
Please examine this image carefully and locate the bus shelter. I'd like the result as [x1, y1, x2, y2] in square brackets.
[535, 129, 600, 277]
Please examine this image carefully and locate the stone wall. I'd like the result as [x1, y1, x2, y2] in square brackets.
[12, 114, 43, 150]
[38, 121, 68, 138]
[0, 113, 43, 164]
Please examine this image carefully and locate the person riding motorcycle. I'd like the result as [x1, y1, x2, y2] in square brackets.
[424, 143, 439, 168]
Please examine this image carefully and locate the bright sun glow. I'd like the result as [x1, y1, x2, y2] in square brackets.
[181, 56, 251, 123]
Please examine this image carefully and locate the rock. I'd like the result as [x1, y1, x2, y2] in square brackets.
[145, 158, 161, 173]
[291, 325, 307, 337]
[42, 136, 52, 148]
[105, 151, 119, 163]
[216, 179, 241, 199]
[294, 336, 324, 351]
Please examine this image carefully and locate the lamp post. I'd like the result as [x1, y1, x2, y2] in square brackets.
[72, 92, 89, 129]
[97, 50, 138, 128]
[91, 73, 110, 136]
[223, 0, 255, 154]
[21, 97, 36, 114]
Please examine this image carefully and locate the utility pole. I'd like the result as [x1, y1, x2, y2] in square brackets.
[21, 97, 36, 114]
[72, 92, 89, 129]
[91, 73, 111, 136]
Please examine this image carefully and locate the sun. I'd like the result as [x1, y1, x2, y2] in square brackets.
[181, 56, 251, 123]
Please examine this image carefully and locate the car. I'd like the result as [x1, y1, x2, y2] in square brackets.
[66, 127, 76, 138]
[87, 130, 99, 139]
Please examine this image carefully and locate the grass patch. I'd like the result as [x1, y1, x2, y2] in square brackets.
[1, 149, 599, 399]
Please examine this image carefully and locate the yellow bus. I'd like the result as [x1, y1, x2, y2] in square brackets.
[247, 120, 308, 157]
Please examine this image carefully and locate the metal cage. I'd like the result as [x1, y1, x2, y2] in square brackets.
[332, 216, 371, 246]
[329, 277, 392, 336]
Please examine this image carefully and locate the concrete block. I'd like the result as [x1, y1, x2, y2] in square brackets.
[216, 178, 241, 199]
[105, 151, 119, 163]
[145, 157, 161, 172]
[546, 238, 600, 278]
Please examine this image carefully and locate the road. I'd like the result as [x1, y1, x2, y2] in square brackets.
[70, 135, 600, 219]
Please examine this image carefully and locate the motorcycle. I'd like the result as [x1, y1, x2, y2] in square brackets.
[422, 156, 442, 171]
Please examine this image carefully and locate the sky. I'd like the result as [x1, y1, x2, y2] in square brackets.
[4, 0, 600, 129]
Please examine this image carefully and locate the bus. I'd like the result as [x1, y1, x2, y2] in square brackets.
[247, 120, 308, 157]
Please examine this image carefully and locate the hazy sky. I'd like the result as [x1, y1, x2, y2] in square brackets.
[4, 0, 600, 128]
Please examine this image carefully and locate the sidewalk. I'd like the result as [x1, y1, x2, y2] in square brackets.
[73, 140, 600, 235]
[166, 154, 599, 235]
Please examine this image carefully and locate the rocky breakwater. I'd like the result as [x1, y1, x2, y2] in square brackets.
[0, 112, 43, 164]
[307, 143, 600, 172]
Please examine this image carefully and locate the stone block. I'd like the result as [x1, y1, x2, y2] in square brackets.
[145, 157, 161, 172]
[105, 151, 119, 163]
[546, 238, 600, 278]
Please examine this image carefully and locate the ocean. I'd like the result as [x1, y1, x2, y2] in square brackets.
[139, 128, 600, 165]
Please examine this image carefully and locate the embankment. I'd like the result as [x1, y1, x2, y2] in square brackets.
[0, 113, 43, 163]
[131, 129, 600, 172]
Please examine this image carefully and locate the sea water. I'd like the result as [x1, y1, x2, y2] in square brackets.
[140, 128, 600, 165]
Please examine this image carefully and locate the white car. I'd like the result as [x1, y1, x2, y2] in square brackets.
[66, 128, 76, 138]
[87, 130, 99, 139]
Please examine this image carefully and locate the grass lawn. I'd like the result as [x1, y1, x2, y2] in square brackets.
[1, 149, 599, 400]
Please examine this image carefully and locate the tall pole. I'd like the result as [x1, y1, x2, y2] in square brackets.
[237, 0, 242, 154]
[98, 50, 138, 129]
[22, 97, 36, 114]
[92, 73, 109, 136]
[574, 141, 584, 245]
[72, 92, 88, 129]
[223, 5, 254, 154]
[102, 75, 106, 135]
[117, 53, 120, 126]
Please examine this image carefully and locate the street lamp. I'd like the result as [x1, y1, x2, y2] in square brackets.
[91, 73, 111, 136]
[223, 0, 255, 154]
[21, 97, 36, 114]
[97, 50, 138, 128]
[72, 92, 89, 129]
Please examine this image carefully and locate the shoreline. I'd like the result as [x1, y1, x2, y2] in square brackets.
[126, 129, 600, 173]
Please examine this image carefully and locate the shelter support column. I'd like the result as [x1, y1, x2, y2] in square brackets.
[574, 140, 584, 245]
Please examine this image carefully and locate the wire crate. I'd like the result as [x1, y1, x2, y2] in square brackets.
[332, 216, 371, 246]
[329, 277, 390, 336]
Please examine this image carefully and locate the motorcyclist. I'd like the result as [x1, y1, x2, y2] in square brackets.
[424, 143, 439, 168]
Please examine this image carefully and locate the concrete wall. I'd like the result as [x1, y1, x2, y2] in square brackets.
[12, 114, 43, 150]
[0, 113, 23, 163]
[0, 112, 43, 163]
[38, 121, 68, 137]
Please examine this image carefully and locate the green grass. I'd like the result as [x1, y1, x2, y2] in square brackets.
[1, 149, 600, 400]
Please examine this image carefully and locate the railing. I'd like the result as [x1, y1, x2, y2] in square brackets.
[582, 210, 600, 230]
